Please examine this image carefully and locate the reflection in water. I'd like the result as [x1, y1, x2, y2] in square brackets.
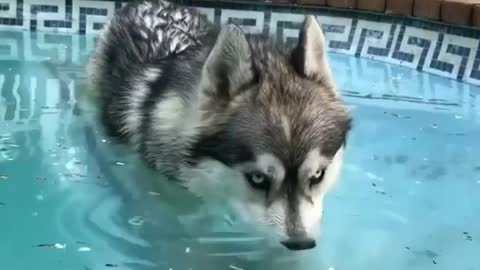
[1, 31, 480, 270]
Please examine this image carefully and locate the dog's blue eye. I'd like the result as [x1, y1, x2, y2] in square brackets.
[245, 172, 270, 191]
[310, 169, 325, 188]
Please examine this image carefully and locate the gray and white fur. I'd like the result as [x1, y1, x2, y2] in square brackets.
[87, 0, 352, 251]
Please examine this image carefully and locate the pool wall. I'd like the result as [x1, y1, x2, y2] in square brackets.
[0, 0, 480, 87]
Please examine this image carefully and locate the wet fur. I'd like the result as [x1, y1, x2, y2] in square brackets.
[88, 0, 351, 243]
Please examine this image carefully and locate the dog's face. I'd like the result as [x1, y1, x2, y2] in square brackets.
[186, 16, 351, 251]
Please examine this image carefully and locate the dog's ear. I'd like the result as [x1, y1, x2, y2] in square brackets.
[292, 15, 334, 88]
[202, 25, 255, 99]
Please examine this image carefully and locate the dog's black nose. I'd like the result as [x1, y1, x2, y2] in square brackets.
[281, 238, 316, 251]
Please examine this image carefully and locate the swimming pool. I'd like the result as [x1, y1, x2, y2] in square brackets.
[1, 29, 479, 270]
[1, 1, 480, 270]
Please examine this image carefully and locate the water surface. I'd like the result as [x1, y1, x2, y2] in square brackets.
[1, 31, 479, 270]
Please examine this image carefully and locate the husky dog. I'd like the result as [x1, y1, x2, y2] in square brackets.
[87, 0, 351, 250]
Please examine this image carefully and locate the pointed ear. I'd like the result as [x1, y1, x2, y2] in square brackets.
[202, 25, 255, 99]
[292, 16, 334, 87]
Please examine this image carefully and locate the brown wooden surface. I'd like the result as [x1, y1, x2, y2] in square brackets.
[327, 0, 356, 8]
[386, 0, 414, 15]
[441, 0, 472, 25]
[298, 0, 327, 5]
[473, 4, 480, 26]
[357, 0, 385, 12]
[413, 0, 443, 20]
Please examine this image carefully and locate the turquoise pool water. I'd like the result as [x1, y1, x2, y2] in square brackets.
[1, 31, 479, 270]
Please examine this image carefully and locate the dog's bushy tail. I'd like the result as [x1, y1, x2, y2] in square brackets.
[85, 0, 210, 99]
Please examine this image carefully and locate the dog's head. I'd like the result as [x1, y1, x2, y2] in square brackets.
[187, 15, 351, 251]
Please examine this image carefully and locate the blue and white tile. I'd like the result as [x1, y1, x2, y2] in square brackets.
[269, 12, 303, 42]
[220, 9, 264, 35]
[0, 0, 25, 31]
[196, 7, 215, 23]
[72, 0, 116, 34]
[23, 0, 68, 32]
[463, 41, 480, 86]
[424, 34, 478, 81]
[389, 27, 439, 70]
[318, 16, 356, 55]
[354, 20, 395, 62]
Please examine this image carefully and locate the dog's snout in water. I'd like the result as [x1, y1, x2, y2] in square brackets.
[281, 237, 316, 251]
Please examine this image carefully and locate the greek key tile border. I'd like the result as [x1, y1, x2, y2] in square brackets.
[1, 0, 480, 86]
